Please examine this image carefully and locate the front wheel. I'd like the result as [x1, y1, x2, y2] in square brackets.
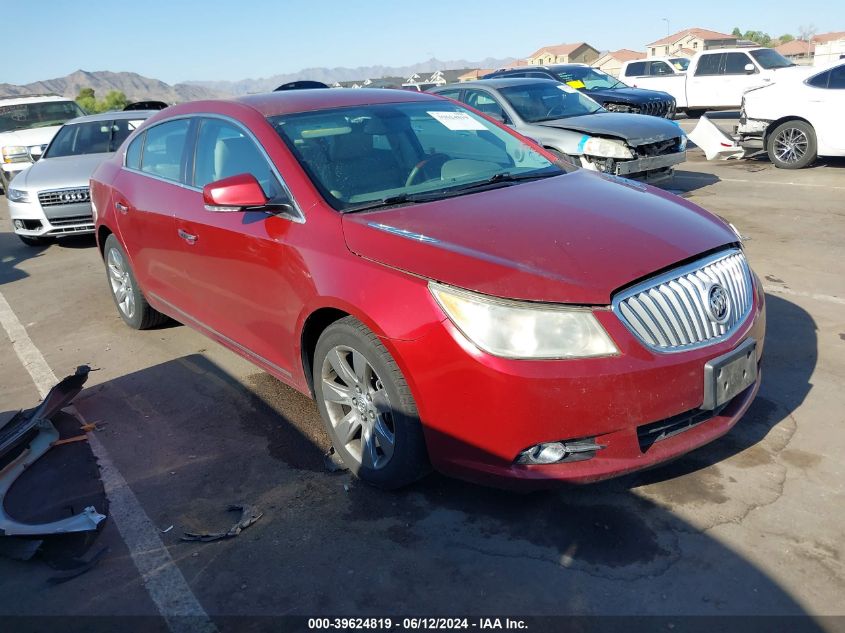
[685, 109, 707, 118]
[313, 316, 430, 489]
[767, 120, 817, 169]
[103, 234, 168, 329]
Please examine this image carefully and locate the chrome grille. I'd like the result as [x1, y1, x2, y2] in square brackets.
[38, 187, 91, 207]
[612, 249, 754, 352]
[49, 214, 94, 226]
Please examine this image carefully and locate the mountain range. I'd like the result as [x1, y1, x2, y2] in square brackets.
[0, 57, 515, 103]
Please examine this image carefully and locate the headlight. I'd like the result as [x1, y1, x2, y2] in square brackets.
[7, 188, 31, 203]
[429, 282, 618, 359]
[1, 146, 30, 164]
[603, 102, 635, 114]
[579, 136, 634, 159]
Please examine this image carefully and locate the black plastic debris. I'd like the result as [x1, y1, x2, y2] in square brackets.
[181, 504, 263, 543]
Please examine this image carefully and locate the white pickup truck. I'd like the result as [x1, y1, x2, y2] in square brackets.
[620, 48, 806, 116]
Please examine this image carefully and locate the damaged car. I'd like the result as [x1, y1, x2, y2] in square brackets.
[431, 78, 686, 183]
[92, 89, 764, 490]
[737, 61, 845, 169]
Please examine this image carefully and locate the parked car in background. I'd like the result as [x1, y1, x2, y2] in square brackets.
[0, 94, 86, 192]
[620, 57, 690, 83]
[91, 89, 764, 490]
[431, 78, 686, 183]
[7, 110, 154, 245]
[625, 48, 805, 117]
[737, 62, 845, 168]
[482, 64, 676, 118]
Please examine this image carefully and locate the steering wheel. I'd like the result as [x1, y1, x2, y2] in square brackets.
[544, 104, 568, 119]
[405, 153, 450, 187]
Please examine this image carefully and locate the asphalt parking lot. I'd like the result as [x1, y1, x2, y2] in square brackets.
[1, 124, 844, 630]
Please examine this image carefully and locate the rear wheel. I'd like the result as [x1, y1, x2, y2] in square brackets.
[103, 234, 168, 329]
[767, 120, 817, 169]
[313, 316, 429, 489]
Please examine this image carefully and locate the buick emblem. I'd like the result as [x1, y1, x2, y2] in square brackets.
[705, 283, 730, 324]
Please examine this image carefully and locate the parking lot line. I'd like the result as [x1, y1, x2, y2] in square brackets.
[0, 289, 216, 633]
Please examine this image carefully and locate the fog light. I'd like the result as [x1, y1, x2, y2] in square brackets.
[13, 220, 24, 230]
[516, 438, 605, 465]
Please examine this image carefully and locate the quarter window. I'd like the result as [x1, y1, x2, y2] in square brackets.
[807, 70, 830, 88]
[193, 118, 280, 198]
[828, 65, 845, 89]
[140, 119, 190, 182]
[695, 54, 723, 76]
[125, 132, 144, 169]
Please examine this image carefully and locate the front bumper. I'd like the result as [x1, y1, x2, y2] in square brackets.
[389, 278, 766, 488]
[8, 197, 94, 238]
[616, 150, 686, 176]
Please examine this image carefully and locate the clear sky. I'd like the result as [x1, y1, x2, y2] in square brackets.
[5, 0, 843, 85]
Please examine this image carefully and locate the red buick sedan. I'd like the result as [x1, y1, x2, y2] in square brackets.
[91, 89, 765, 489]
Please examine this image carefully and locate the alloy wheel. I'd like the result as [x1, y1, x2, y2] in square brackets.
[320, 345, 396, 470]
[773, 127, 808, 165]
[107, 247, 135, 319]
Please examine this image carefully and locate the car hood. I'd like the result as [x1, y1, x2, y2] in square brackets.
[14, 153, 111, 191]
[586, 87, 673, 102]
[342, 171, 736, 305]
[537, 112, 683, 145]
[0, 125, 62, 149]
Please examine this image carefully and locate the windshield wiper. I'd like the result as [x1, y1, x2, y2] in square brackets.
[449, 170, 558, 192]
[343, 192, 444, 213]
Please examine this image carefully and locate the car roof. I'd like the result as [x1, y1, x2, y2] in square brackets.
[0, 94, 72, 106]
[231, 88, 441, 117]
[65, 110, 157, 125]
[438, 78, 559, 90]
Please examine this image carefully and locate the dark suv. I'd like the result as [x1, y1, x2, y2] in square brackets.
[483, 64, 676, 118]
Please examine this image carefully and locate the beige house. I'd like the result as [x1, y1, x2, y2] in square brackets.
[457, 69, 494, 82]
[527, 42, 600, 66]
[646, 28, 737, 58]
[775, 39, 815, 63]
[592, 49, 646, 77]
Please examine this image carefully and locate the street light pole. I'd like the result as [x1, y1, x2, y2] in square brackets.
[662, 18, 670, 36]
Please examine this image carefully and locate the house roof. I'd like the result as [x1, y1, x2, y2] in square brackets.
[775, 39, 815, 56]
[457, 69, 493, 81]
[813, 31, 845, 43]
[677, 47, 696, 56]
[611, 49, 646, 62]
[648, 28, 735, 47]
[528, 42, 594, 59]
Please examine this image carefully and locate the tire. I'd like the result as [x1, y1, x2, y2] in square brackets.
[767, 120, 817, 169]
[103, 234, 168, 329]
[0, 170, 10, 195]
[313, 316, 430, 489]
[685, 109, 707, 118]
[18, 234, 50, 247]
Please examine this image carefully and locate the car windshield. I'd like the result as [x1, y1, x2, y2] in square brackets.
[499, 83, 604, 123]
[44, 118, 147, 158]
[669, 58, 690, 71]
[0, 100, 86, 133]
[553, 67, 627, 90]
[749, 49, 795, 69]
[269, 101, 563, 211]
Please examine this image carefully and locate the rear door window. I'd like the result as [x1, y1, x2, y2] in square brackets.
[140, 119, 190, 182]
[625, 61, 647, 76]
[695, 54, 723, 76]
[650, 61, 673, 75]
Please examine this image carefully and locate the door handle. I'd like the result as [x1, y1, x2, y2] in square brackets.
[115, 201, 128, 214]
[178, 228, 198, 245]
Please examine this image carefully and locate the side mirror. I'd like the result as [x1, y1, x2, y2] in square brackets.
[744, 63, 756, 74]
[203, 173, 268, 212]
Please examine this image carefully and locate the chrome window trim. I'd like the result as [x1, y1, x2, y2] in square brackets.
[121, 112, 305, 224]
[611, 248, 754, 354]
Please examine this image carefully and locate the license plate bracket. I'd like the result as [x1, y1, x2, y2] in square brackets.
[701, 338, 757, 410]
